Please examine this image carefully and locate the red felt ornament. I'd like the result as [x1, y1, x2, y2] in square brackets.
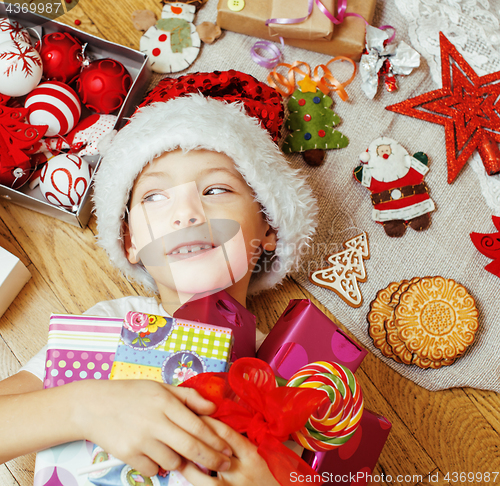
[75, 59, 132, 114]
[470, 216, 500, 278]
[0, 94, 48, 188]
[386, 32, 500, 184]
[37, 32, 85, 83]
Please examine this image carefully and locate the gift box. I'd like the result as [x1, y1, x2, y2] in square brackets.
[216, 0, 377, 61]
[302, 409, 392, 483]
[0, 246, 31, 317]
[0, 5, 151, 228]
[35, 314, 123, 486]
[268, 0, 335, 41]
[43, 314, 123, 388]
[173, 289, 256, 361]
[110, 312, 234, 383]
[257, 299, 367, 380]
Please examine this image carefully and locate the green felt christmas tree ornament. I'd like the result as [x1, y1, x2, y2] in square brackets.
[282, 76, 349, 166]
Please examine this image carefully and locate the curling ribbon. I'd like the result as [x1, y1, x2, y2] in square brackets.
[286, 361, 364, 452]
[180, 357, 327, 486]
[266, 0, 367, 28]
[250, 40, 284, 69]
[268, 57, 357, 100]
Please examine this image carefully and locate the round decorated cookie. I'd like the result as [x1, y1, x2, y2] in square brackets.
[394, 276, 478, 363]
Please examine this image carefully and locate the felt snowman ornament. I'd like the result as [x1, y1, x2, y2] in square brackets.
[353, 137, 435, 237]
[139, 0, 206, 73]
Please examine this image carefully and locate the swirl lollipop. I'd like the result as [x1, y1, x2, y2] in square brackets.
[286, 361, 364, 451]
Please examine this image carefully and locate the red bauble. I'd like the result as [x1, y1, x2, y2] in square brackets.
[75, 59, 132, 114]
[38, 32, 83, 84]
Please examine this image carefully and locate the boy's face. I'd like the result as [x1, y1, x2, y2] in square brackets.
[124, 149, 276, 309]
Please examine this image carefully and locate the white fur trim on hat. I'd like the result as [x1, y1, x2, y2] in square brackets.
[93, 94, 317, 295]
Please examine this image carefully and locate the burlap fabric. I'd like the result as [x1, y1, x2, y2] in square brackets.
[150, 0, 500, 391]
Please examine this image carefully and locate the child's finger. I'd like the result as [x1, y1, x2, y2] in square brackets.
[154, 417, 232, 473]
[164, 386, 233, 458]
[177, 460, 219, 486]
[166, 385, 217, 415]
[200, 416, 256, 458]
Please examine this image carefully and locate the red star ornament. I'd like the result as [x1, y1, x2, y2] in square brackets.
[386, 32, 500, 183]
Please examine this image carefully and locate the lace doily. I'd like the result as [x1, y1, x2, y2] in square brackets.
[395, 0, 500, 213]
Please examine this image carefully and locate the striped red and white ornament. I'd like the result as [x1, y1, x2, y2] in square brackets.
[25, 81, 81, 137]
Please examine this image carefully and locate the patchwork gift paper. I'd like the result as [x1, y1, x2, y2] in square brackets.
[110, 312, 234, 384]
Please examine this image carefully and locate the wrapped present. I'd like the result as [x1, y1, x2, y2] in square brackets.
[35, 314, 123, 486]
[173, 289, 256, 360]
[217, 0, 377, 60]
[257, 299, 367, 380]
[268, 0, 335, 41]
[302, 409, 392, 483]
[43, 314, 122, 388]
[110, 312, 234, 383]
[0, 246, 31, 317]
[86, 313, 234, 486]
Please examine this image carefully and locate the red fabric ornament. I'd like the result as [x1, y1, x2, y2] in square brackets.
[37, 32, 84, 83]
[386, 32, 500, 184]
[470, 216, 500, 278]
[75, 59, 132, 114]
[140, 71, 284, 142]
[0, 94, 48, 188]
[180, 357, 326, 486]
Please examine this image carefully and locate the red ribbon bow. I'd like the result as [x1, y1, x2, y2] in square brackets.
[180, 358, 327, 485]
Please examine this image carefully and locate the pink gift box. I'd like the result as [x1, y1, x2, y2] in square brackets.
[302, 410, 392, 484]
[43, 314, 122, 389]
[173, 289, 256, 360]
[257, 299, 367, 379]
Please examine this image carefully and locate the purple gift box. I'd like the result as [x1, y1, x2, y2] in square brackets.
[174, 289, 256, 360]
[257, 300, 390, 483]
[302, 410, 392, 485]
[257, 299, 367, 379]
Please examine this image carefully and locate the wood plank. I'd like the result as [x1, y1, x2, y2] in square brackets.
[0, 202, 138, 316]
[0, 334, 21, 380]
[0, 464, 20, 486]
[0, 262, 65, 366]
[5, 454, 35, 486]
[361, 352, 500, 479]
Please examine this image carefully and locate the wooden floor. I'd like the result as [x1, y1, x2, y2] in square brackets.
[1, 1, 499, 485]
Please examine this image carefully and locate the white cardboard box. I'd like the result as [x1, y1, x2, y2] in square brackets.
[0, 246, 31, 317]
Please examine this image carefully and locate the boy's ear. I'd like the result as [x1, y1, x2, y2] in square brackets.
[123, 221, 140, 264]
[261, 225, 277, 252]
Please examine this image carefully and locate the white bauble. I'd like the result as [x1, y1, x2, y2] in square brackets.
[39, 154, 92, 209]
[0, 40, 42, 97]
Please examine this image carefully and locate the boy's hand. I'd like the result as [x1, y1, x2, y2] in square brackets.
[177, 417, 280, 486]
[72, 380, 232, 477]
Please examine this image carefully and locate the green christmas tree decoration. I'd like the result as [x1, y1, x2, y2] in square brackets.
[282, 84, 349, 166]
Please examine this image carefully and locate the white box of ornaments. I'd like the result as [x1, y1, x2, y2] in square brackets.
[0, 5, 152, 227]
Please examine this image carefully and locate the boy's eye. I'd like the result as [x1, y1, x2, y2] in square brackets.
[143, 192, 168, 203]
[204, 187, 228, 196]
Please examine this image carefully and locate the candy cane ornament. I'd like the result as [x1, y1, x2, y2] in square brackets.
[286, 361, 364, 451]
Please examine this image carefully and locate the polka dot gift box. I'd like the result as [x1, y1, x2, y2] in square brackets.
[43, 314, 123, 389]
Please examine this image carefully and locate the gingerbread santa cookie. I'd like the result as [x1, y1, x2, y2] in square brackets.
[354, 137, 435, 237]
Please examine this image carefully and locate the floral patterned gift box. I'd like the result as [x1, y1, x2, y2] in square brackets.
[110, 312, 234, 385]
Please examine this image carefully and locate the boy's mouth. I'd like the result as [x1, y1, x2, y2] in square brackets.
[167, 241, 216, 261]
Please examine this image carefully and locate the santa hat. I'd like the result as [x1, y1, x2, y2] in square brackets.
[93, 71, 317, 295]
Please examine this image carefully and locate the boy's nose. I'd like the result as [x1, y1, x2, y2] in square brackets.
[169, 182, 206, 230]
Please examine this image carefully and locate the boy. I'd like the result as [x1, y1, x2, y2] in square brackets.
[0, 71, 317, 484]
